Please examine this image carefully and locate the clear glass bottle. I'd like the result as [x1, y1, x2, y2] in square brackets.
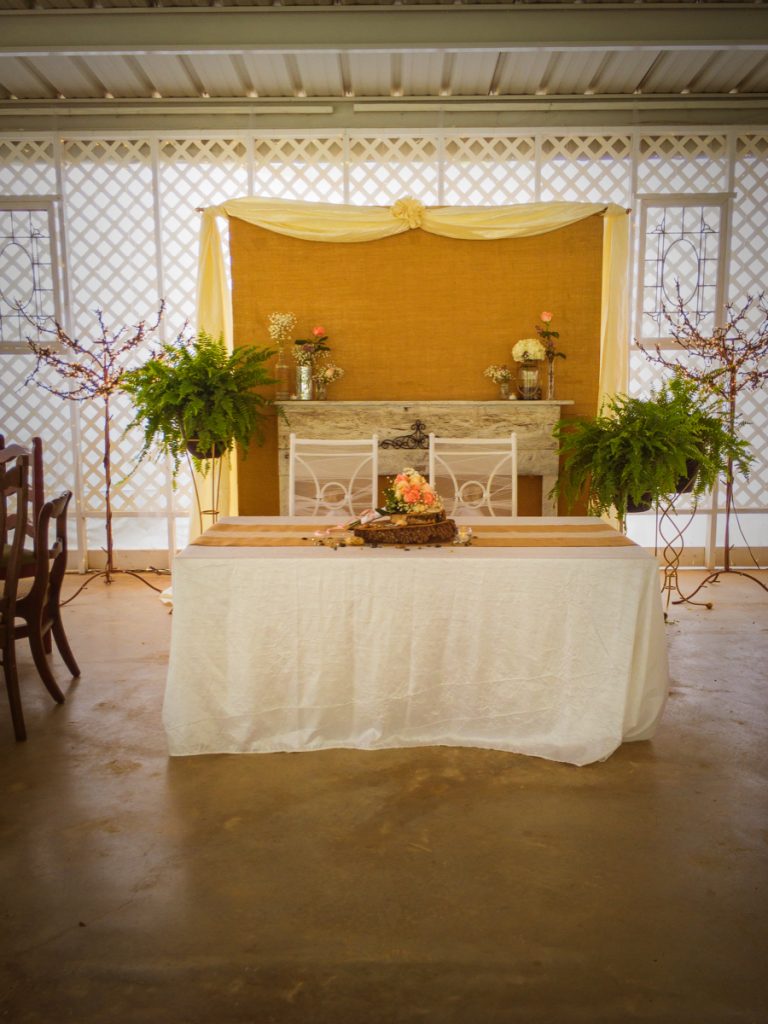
[274, 346, 290, 401]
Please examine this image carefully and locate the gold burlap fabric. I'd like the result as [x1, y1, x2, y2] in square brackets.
[231, 216, 603, 516]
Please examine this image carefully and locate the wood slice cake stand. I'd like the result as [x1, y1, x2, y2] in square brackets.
[353, 511, 457, 546]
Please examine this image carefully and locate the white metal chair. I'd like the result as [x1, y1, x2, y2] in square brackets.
[428, 433, 518, 517]
[288, 434, 379, 517]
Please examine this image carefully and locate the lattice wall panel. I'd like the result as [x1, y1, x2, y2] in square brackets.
[0, 139, 57, 196]
[0, 353, 78, 499]
[637, 135, 729, 195]
[252, 136, 345, 203]
[732, 385, 768, 509]
[347, 136, 440, 205]
[158, 137, 250, 343]
[442, 135, 536, 205]
[62, 139, 165, 519]
[540, 136, 632, 205]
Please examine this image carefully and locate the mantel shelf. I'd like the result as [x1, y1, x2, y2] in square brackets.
[276, 400, 574, 407]
[275, 398, 571, 516]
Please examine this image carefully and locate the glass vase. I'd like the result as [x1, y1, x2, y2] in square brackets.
[498, 380, 510, 400]
[546, 357, 556, 401]
[517, 360, 541, 401]
[314, 379, 328, 400]
[296, 363, 313, 400]
[274, 346, 290, 401]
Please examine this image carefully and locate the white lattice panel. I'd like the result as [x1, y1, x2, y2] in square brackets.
[62, 139, 167, 523]
[158, 137, 250, 343]
[540, 135, 632, 204]
[637, 135, 729, 195]
[728, 136, 768, 511]
[442, 135, 536, 205]
[252, 136, 345, 203]
[347, 135, 440, 205]
[731, 136, 768, 327]
[0, 139, 57, 196]
[0, 351, 78, 500]
[63, 140, 159, 328]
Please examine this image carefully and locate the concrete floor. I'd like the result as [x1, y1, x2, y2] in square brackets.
[1, 570, 767, 1024]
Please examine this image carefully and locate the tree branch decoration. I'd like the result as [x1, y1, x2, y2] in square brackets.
[638, 290, 768, 587]
[24, 304, 169, 583]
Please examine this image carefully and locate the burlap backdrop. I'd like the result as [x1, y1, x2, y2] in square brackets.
[231, 214, 603, 515]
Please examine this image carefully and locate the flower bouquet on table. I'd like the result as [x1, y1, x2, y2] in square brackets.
[353, 468, 457, 546]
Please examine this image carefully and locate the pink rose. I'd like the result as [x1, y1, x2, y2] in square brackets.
[405, 487, 421, 503]
[423, 490, 435, 505]
[395, 474, 407, 483]
[312, 325, 326, 337]
[540, 311, 553, 323]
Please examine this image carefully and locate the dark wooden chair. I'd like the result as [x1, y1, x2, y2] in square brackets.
[0, 436, 80, 737]
[15, 490, 80, 705]
[0, 436, 45, 647]
[1, 445, 31, 740]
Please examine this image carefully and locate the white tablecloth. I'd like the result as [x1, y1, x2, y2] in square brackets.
[163, 517, 669, 766]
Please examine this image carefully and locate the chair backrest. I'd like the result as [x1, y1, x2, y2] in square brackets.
[0, 435, 44, 546]
[28, 491, 73, 605]
[428, 434, 518, 517]
[0, 446, 31, 615]
[288, 435, 379, 517]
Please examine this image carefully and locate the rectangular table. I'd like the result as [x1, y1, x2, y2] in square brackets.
[163, 517, 670, 766]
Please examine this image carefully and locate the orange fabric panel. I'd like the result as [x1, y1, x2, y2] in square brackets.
[231, 216, 602, 516]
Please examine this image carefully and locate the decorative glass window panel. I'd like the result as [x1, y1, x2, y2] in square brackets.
[637, 196, 728, 345]
[0, 200, 60, 351]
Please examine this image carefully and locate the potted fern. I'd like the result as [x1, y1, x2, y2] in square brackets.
[552, 375, 751, 527]
[122, 330, 275, 475]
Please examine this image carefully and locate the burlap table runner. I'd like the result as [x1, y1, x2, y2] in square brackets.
[192, 521, 635, 548]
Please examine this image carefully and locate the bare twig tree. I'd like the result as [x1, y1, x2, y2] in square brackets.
[638, 290, 768, 593]
[24, 304, 167, 583]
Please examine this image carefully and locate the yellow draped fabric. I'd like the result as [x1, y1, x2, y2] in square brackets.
[195, 196, 630, 519]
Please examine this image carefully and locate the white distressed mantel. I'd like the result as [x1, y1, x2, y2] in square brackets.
[275, 400, 573, 515]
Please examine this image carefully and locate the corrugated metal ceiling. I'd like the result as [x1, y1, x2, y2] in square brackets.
[0, 2, 765, 126]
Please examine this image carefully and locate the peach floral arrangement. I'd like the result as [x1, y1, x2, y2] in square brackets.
[383, 468, 444, 514]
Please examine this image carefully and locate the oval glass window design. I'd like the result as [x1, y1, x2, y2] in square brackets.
[661, 237, 700, 306]
[0, 241, 36, 311]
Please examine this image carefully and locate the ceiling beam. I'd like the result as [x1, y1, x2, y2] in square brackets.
[1, 7, 767, 56]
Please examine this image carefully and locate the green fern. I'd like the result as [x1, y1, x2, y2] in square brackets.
[553, 374, 752, 525]
[121, 331, 275, 475]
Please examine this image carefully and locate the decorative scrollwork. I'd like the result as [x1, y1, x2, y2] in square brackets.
[380, 420, 430, 450]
